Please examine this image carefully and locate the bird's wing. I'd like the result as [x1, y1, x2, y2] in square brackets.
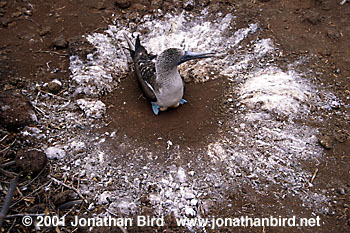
[133, 38, 158, 102]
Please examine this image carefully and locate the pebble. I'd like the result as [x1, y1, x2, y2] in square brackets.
[0, 1, 7, 8]
[183, 0, 195, 11]
[15, 149, 47, 174]
[185, 207, 196, 217]
[177, 167, 187, 183]
[98, 191, 112, 205]
[0, 90, 37, 130]
[115, 0, 131, 9]
[70, 141, 85, 153]
[52, 190, 78, 206]
[46, 79, 62, 94]
[53, 35, 68, 49]
[190, 199, 198, 206]
[336, 188, 345, 195]
[183, 192, 195, 200]
[198, 0, 210, 7]
[76, 99, 106, 119]
[45, 146, 66, 159]
[318, 135, 333, 150]
[330, 100, 341, 110]
[11, 11, 22, 18]
[39, 26, 51, 36]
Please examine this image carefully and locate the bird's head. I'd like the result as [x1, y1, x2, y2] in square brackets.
[156, 48, 215, 71]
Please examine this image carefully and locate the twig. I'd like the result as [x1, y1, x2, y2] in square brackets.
[34, 50, 68, 57]
[49, 176, 87, 203]
[31, 104, 46, 115]
[0, 168, 18, 178]
[0, 176, 19, 228]
[5, 213, 46, 218]
[10, 180, 52, 209]
[0, 134, 8, 143]
[5, 218, 16, 233]
[310, 168, 319, 184]
[0, 161, 16, 168]
[0, 139, 16, 154]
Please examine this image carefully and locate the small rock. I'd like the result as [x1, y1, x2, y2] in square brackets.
[330, 100, 341, 110]
[176, 167, 187, 183]
[0, 17, 11, 27]
[96, 2, 106, 10]
[141, 206, 153, 216]
[38, 26, 51, 36]
[76, 99, 106, 119]
[183, 0, 195, 11]
[0, 90, 37, 130]
[190, 199, 198, 206]
[198, 0, 210, 7]
[318, 135, 333, 149]
[115, 0, 131, 9]
[15, 149, 47, 174]
[151, 0, 163, 8]
[87, 0, 107, 10]
[53, 35, 68, 49]
[336, 188, 345, 195]
[183, 192, 195, 200]
[23, 9, 32, 16]
[335, 130, 347, 143]
[68, 36, 95, 59]
[327, 28, 341, 40]
[46, 79, 62, 94]
[185, 207, 196, 217]
[132, 3, 147, 11]
[0, 1, 7, 8]
[52, 190, 78, 206]
[98, 191, 112, 205]
[45, 146, 66, 159]
[303, 11, 322, 25]
[69, 141, 85, 153]
[140, 195, 151, 205]
[11, 11, 22, 18]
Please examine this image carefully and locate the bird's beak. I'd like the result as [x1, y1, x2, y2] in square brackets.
[178, 51, 216, 65]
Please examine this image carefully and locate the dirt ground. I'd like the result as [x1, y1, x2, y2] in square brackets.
[0, 0, 349, 232]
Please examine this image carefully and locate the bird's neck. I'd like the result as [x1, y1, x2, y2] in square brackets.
[156, 65, 181, 82]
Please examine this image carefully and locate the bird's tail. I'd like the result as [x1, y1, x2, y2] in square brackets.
[123, 33, 143, 59]
[123, 33, 148, 61]
[123, 32, 136, 58]
[123, 33, 135, 51]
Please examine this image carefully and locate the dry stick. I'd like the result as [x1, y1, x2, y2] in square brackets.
[310, 168, 319, 184]
[10, 180, 52, 209]
[0, 161, 16, 168]
[0, 168, 18, 178]
[49, 176, 87, 203]
[0, 176, 19, 228]
[5, 213, 45, 218]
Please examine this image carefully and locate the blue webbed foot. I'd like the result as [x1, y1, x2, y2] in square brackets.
[180, 99, 187, 105]
[151, 102, 160, 115]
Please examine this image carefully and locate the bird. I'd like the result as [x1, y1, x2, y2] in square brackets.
[123, 33, 215, 115]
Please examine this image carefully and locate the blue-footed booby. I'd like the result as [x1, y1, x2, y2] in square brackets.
[123, 33, 215, 115]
